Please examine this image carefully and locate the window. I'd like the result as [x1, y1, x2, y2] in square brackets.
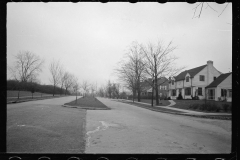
[185, 87, 191, 95]
[221, 89, 227, 97]
[172, 81, 174, 85]
[200, 75, 205, 81]
[229, 89, 232, 97]
[198, 87, 202, 96]
[159, 86, 162, 90]
[214, 77, 217, 81]
[172, 89, 176, 96]
[186, 76, 189, 82]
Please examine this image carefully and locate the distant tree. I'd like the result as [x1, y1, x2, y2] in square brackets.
[59, 67, 68, 96]
[49, 60, 61, 96]
[72, 76, 80, 103]
[97, 86, 105, 97]
[8, 51, 44, 99]
[64, 72, 74, 95]
[81, 80, 90, 97]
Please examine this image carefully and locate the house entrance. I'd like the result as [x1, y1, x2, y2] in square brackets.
[208, 89, 215, 100]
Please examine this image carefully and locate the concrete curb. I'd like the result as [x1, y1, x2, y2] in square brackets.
[62, 105, 111, 110]
[118, 100, 231, 120]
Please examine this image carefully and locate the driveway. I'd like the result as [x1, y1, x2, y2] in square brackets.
[7, 96, 86, 153]
[85, 97, 231, 153]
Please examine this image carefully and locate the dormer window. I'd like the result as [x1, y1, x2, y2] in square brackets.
[186, 76, 189, 82]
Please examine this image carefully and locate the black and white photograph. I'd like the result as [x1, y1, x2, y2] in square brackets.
[7, 2, 232, 154]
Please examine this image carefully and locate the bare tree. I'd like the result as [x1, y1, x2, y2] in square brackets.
[192, 2, 230, 18]
[49, 59, 61, 96]
[81, 80, 90, 97]
[115, 42, 145, 102]
[64, 72, 74, 95]
[72, 76, 80, 103]
[141, 40, 185, 105]
[8, 51, 44, 99]
[115, 62, 137, 102]
[59, 67, 68, 96]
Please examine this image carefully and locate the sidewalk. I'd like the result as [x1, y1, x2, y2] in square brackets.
[119, 99, 231, 117]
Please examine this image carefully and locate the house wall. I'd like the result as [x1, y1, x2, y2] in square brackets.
[217, 74, 232, 102]
[168, 61, 222, 100]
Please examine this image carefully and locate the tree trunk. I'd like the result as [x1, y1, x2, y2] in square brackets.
[18, 90, 20, 100]
[53, 85, 55, 96]
[155, 76, 159, 105]
[137, 89, 141, 102]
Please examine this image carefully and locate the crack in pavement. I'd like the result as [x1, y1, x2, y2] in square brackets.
[86, 121, 120, 147]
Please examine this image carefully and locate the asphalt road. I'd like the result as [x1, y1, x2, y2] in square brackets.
[85, 97, 231, 154]
[7, 96, 86, 153]
[7, 96, 231, 154]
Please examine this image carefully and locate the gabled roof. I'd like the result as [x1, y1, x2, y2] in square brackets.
[206, 72, 232, 88]
[141, 77, 168, 91]
[175, 65, 207, 81]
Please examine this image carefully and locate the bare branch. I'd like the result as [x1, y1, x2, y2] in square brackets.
[218, 3, 229, 17]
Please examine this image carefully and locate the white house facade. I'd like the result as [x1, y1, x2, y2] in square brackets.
[168, 60, 222, 100]
[205, 73, 232, 102]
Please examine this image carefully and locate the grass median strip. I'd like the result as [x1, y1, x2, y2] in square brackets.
[64, 96, 110, 110]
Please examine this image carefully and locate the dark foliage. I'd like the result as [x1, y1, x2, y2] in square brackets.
[7, 80, 70, 95]
[177, 93, 183, 100]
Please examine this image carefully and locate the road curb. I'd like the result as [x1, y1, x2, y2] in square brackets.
[62, 105, 111, 110]
[7, 96, 71, 104]
[119, 100, 231, 120]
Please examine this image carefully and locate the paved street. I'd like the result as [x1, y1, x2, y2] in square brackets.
[7, 97, 231, 154]
[86, 97, 231, 153]
[7, 96, 86, 153]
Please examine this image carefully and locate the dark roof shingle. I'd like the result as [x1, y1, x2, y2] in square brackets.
[174, 65, 207, 81]
[205, 73, 232, 88]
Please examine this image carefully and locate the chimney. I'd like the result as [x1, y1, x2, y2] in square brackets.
[207, 60, 213, 66]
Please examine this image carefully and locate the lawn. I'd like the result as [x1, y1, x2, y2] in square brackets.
[64, 96, 110, 109]
[122, 101, 186, 114]
[7, 90, 66, 103]
[140, 99, 170, 106]
[170, 99, 232, 113]
[7, 90, 54, 97]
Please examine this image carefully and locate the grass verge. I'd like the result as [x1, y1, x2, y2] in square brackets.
[171, 100, 232, 113]
[64, 96, 110, 110]
[119, 100, 231, 120]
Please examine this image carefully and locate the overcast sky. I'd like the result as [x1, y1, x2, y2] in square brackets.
[7, 2, 232, 87]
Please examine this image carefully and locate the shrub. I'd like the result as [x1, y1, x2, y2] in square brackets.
[167, 97, 171, 100]
[205, 102, 219, 112]
[189, 104, 199, 110]
[222, 103, 231, 112]
[177, 93, 183, 100]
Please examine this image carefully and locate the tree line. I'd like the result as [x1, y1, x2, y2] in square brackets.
[7, 51, 82, 98]
[7, 79, 70, 96]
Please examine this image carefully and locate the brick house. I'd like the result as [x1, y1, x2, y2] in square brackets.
[140, 77, 169, 99]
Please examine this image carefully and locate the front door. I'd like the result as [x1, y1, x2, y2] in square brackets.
[208, 89, 215, 100]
